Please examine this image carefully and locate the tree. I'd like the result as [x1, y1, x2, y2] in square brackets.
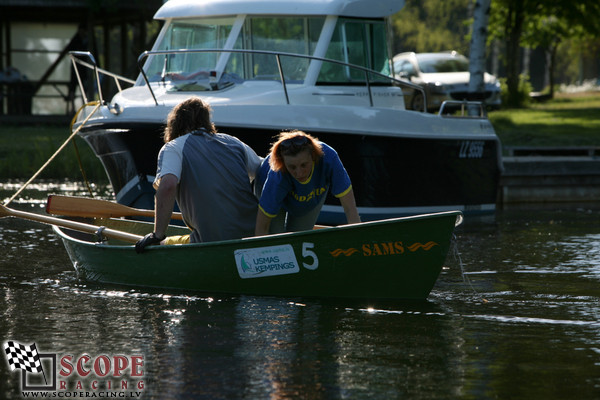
[391, 0, 600, 108]
[488, 0, 533, 107]
[391, 0, 471, 55]
[521, 15, 566, 98]
[522, 1, 600, 98]
[489, 0, 600, 107]
[468, 0, 491, 114]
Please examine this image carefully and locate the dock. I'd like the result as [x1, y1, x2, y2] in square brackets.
[500, 146, 600, 203]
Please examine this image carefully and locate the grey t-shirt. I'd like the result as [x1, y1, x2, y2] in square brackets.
[155, 129, 262, 243]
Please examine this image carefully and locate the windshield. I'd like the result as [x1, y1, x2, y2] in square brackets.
[145, 18, 234, 82]
[319, 17, 390, 84]
[417, 56, 469, 73]
[144, 16, 323, 85]
[235, 17, 323, 82]
[141, 15, 392, 88]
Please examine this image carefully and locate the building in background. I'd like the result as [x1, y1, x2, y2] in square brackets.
[0, 0, 163, 119]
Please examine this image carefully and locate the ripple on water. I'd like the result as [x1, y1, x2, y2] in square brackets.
[0, 180, 112, 205]
[465, 313, 600, 328]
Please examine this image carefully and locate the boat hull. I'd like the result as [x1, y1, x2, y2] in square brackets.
[79, 120, 500, 223]
[55, 211, 462, 301]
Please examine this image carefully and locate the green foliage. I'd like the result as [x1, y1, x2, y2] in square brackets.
[0, 125, 107, 181]
[391, 0, 472, 54]
[489, 92, 600, 148]
[556, 36, 600, 84]
[499, 75, 533, 108]
[392, 0, 600, 107]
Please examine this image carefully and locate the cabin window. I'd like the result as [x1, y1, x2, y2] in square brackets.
[318, 18, 390, 85]
[230, 17, 324, 82]
[146, 18, 234, 80]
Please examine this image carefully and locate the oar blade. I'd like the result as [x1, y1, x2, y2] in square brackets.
[46, 195, 132, 218]
[46, 195, 184, 220]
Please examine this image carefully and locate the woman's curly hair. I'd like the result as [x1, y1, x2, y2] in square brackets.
[268, 130, 324, 173]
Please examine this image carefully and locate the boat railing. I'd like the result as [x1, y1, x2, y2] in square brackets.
[136, 49, 427, 111]
[439, 100, 488, 118]
[69, 51, 136, 105]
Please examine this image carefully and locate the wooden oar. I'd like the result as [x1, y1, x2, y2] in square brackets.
[46, 195, 184, 220]
[46, 195, 328, 230]
[0, 203, 142, 243]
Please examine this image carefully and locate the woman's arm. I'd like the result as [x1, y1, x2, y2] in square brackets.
[255, 210, 272, 236]
[339, 188, 361, 224]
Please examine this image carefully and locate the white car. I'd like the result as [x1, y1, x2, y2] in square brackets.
[393, 51, 501, 112]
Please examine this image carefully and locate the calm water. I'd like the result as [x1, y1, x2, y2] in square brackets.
[1, 182, 599, 399]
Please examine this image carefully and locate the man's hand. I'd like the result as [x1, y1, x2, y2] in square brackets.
[135, 232, 165, 253]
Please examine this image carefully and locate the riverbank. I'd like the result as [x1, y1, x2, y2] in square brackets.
[0, 124, 107, 182]
[500, 146, 600, 203]
[488, 91, 600, 204]
[487, 91, 600, 148]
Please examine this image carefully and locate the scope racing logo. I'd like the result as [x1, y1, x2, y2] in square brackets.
[3, 340, 145, 398]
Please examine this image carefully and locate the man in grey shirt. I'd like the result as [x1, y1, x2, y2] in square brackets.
[136, 97, 262, 252]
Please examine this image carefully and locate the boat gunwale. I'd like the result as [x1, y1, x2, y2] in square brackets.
[53, 210, 463, 250]
[75, 113, 501, 143]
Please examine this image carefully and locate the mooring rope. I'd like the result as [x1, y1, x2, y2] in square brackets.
[4, 101, 101, 206]
[452, 234, 485, 300]
[69, 102, 99, 197]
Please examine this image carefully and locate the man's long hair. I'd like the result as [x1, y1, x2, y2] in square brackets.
[164, 97, 216, 142]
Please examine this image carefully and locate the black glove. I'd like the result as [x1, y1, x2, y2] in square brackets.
[135, 232, 165, 254]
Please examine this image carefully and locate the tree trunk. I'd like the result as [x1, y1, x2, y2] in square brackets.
[468, 0, 491, 115]
[548, 44, 558, 98]
[504, 0, 525, 107]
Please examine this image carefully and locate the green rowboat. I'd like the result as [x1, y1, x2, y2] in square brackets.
[54, 211, 463, 300]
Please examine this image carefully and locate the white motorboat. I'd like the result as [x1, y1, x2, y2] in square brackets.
[71, 0, 503, 223]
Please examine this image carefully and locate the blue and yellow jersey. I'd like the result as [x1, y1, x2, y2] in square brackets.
[258, 142, 352, 217]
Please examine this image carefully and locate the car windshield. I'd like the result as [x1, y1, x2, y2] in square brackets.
[417, 56, 469, 73]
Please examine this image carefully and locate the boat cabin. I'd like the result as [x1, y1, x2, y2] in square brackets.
[138, 0, 406, 97]
[146, 15, 390, 85]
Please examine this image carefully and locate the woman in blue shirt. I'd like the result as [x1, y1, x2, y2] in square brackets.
[255, 130, 360, 235]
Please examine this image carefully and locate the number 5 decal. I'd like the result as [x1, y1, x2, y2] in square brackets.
[302, 242, 319, 270]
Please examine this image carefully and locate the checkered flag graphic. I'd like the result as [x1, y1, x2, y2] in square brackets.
[3, 341, 43, 374]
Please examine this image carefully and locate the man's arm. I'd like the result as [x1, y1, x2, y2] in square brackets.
[153, 173, 178, 238]
[135, 173, 178, 253]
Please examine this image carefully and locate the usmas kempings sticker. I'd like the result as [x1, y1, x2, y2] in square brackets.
[234, 244, 300, 279]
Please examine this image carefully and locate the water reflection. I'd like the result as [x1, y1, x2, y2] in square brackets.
[1, 180, 112, 205]
[1, 183, 600, 399]
[558, 233, 600, 278]
[127, 296, 468, 399]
